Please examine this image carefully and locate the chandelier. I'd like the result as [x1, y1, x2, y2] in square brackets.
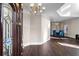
[30, 3, 46, 14]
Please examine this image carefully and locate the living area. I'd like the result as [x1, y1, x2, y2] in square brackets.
[50, 17, 79, 40]
[22, 3, 79, 56]
[50, 3, 79, 40]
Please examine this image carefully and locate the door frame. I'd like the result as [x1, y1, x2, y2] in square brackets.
[0, 3, 3, 56]
[0, 3, 23, 56]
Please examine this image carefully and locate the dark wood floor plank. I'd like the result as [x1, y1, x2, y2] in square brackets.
[22, 38, 79, 56]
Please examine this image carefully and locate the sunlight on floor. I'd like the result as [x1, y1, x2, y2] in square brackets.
[57, 42, 79, 49]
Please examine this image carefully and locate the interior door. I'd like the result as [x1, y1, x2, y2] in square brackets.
[0, 3, 23, 56]
[1, 3, 13, 56]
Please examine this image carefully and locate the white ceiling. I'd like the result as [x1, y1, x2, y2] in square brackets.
[23, 3, 79, 22]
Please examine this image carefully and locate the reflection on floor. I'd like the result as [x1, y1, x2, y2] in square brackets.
[22, 38, 79, 56]
[58, 42, 79, 49]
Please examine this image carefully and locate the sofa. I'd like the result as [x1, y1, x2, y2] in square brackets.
[53, 30, 64, 37]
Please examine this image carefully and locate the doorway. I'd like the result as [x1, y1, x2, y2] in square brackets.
[0, 3, 23, 56]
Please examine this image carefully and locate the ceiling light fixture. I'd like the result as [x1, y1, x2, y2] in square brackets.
[30, 3, 34, 7]
[40, 10, 43, 13]
[38, 3, 42, 6]
[42, 7, 46, 10]
[30, 3, 45, 14]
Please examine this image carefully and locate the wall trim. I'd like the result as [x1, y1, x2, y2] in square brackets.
[64, 36, 75, 39]
[23, 38, 50, 48]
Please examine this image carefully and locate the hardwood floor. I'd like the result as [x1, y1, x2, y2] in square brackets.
[22, 38, 79, 56]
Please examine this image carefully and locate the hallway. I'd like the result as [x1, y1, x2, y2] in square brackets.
[22, 38, 79, 56]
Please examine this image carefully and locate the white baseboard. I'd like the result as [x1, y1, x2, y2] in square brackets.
[23, 38, 50, 48]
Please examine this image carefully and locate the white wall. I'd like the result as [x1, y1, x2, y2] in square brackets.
[41, 15, 50, 43]
[63, 18, 79, 38]
[30, 14, 42, 44]
[23, 5, 50, 47]
[23, 10, 30, 46]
